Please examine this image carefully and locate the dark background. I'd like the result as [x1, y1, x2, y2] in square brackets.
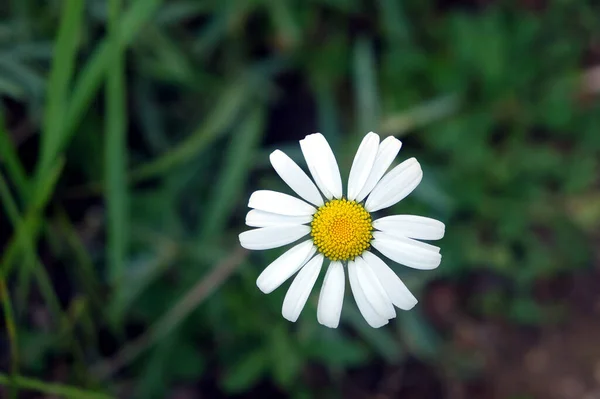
[1, 0, 600, 398]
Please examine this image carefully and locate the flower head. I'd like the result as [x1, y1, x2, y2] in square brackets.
[239, 132, 445, 328]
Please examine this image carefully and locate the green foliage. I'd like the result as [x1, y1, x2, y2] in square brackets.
[0, 0, 599, 397]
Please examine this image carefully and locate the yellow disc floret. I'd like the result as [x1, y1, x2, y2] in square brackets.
[310, 199, 373, 261]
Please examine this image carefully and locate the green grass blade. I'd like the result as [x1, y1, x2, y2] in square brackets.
[0, 168, 62, 320]
[0, 108, 29, 198]
[353, 37, 380, 135]
[200, 106, 265, 240]
[64, 0, 163, 151]
[105, 0, 129, 291]
[37, 0, 84, 173]
[0, 373, 114, 399]
[0, 168, 86, 370]
[376, 0, 412, 44]
[379, 94, 462, 135]
[0, 159, 64, 277]
[0, 279, 19, 399]
[57, 211, 106, 315]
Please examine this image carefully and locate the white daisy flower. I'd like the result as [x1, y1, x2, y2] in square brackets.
[239, 132, 445, 328]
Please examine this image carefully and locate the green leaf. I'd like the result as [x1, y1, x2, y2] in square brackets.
[271, 325, 303, 388]
[305, 331, 369, 367]
[222, 350, 268, 394]
[398, 310, 442, 360]
[343, 305, 404, 362]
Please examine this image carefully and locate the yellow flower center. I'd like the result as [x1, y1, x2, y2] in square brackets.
[310, 199, 373, 261]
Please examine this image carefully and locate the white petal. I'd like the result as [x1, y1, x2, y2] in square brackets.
[372, 231, 441, 270]
[317, 261, 345, 328]
[299, 133, 343, 199]
[246, 210, 312, 228]
[354, 256, 396, 319]
[269, 150, 324, 206]
[282, 254, 324, 322]
[347, 132, 380, 201]
[365, 158, 422, 212]
[249, 190, 316, 216]
[348, 260, 388, 328]
[373, 215, 445, 240]
[256, 240, 316, 294]
[239, 225, 310, 250]
[362, 251, 417, 310]
[301, 149, 332, 199]
[355, 136, 402, 203]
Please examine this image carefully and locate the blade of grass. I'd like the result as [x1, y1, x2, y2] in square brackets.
[64, 0, 164, 152]
[376, 0, 412, 44]
[0, 169, 35, 314]
[0, 159, 63, 279]
[0, 56, 46, 100]
[106, 0, 129, 294]
[68, 76, 258, 198]
[353, 37, 380, 135]
[0, 279, 19, 399]
[0, 169, 90, 378]
[314, 83, 341, 155]
[0, 168, 62, 319]
[379, 93, 461, 135]
[0, 373, 114, 399]
[0, 111, 29, 199]
[56, 210, 105, 314]
[37, 0, 84, 173]
[199, 106, 265, 240]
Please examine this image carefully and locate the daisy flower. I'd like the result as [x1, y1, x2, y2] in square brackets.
[239, 132, 445, 328]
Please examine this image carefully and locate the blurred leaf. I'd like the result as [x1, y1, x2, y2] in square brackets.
[109, 244, 178, 321]
[379, 94, 461, 135]
[305, 331, 369, 367]
[343, 305, 404, 362]
[509, 297, 545, 326]
[376, 0, 411, 44]
[270, 325, 303, 388]
[0, 55, 46, 102]
[267, 1, 301, 49]
[398, 309, 442, 361]
[222, 349, 268, 394]
[169, 340, 206, 380]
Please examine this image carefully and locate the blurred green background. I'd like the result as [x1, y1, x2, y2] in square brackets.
[1, 0, 600, 398]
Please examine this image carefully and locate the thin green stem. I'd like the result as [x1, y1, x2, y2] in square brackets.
[106, 0, 128, 294]
[0, 279, 19, 399]
[0, 373, 114, 399]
